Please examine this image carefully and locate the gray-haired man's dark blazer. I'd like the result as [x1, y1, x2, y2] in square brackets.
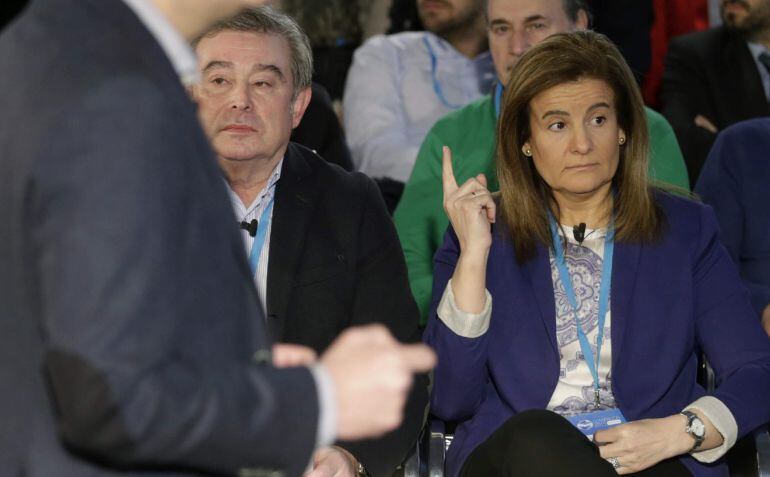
[0, 0, 320, 475]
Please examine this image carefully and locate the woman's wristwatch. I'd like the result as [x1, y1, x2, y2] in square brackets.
[681, 410, 706, 452]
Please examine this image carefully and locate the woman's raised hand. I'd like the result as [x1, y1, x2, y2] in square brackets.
[442, 146, 496, 254]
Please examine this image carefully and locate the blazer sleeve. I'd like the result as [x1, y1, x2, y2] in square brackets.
[695, 128, 770, 316]
[336, 176, 429, 476]
[691, 204, 770, 435]
[33, 78, 319, 475]
[661, 36, 719, 181]
[422, 227, 491, 422]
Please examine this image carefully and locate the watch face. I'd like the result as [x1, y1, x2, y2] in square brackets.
[691, 418, 706, 437]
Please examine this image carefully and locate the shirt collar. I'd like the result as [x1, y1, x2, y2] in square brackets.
[747, 41, 770, 61]
[120, 0, 201, 86]
[227, 159, 285, 217]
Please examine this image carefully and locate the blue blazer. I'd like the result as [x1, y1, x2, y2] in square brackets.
[424, 193, 770, 477]
[696, 118, 770, 317]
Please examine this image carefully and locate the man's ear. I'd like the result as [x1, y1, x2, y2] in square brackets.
[575, 9, 589, 30]
[291, 86, 312, 129]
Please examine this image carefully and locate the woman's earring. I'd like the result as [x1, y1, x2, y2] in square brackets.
[619, 136, 626, 145]
[523, 148, 532, 157]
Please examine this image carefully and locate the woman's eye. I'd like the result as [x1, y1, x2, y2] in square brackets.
[211, 77, 228, 86]
[592, 116, 607, 126]
[548, 121, 566, 131]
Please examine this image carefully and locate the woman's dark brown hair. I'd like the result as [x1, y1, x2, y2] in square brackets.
[496, 30, 664, 262]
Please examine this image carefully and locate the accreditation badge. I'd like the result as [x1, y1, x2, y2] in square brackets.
[565, 408, 627, 440]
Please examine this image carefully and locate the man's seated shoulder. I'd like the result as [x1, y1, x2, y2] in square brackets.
[289, 142, 379, 194]
[356, 30, 431, 56]
[668, 26, 729, 56]
[424, 94, 495, 144]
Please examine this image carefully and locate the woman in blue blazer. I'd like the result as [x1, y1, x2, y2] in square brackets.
[424, 31, 770, 477]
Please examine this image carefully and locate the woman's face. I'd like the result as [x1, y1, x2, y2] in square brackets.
[522, 78, 625, 200]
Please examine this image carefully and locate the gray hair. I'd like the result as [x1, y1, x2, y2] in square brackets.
[195, 6, 313, 96]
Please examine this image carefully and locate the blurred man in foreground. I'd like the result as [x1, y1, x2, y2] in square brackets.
[0, 1, 435, 476]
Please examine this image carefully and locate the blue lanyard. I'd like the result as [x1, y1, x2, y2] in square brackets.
[423, 36, 465, 110]
[549, 214, 614, 408]
[247, 197, 274, 275]
[493, 81, 504, 118]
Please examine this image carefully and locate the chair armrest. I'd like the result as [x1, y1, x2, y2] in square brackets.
[755, 426, 770, 477]
[428, 420, 448, 477]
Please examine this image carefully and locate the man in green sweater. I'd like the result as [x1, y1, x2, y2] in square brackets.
[394, 0, 690, 322]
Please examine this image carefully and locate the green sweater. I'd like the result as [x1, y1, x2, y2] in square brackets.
[393, 95, 690, 322]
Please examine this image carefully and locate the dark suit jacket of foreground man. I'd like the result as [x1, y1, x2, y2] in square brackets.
[265, 142, 428, 475]
[0, 0, 321, 475]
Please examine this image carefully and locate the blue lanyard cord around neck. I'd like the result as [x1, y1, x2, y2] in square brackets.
[247, 197, 275, 275]
[549, 214, 615, 407]
[423, 36, 466, 110]
[493, 82, 504, 118]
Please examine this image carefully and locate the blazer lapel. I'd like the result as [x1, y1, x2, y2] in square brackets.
[523, 243, 559, 356]
[609, 240, 641, 370]
[265, 144, 318, 342]
[723, 32, 770, 118]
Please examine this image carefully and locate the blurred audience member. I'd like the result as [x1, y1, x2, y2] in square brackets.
[695, 118, 770, 336]
[292, 82, 354, 171]
[662, 0, 770, 182]
[394, 0, 689, 322]
[587, 0, 654, 85]
[0, 0, 436, 475]
[343, 0, 495, 189]
[192, 8, 428, 476]
[427, 30, 770, 477]
[644, 0, 709, 108]
[277, 0, 368, 100]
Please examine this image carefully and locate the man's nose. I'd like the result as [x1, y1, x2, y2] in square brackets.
[229, 84, 252, 110]
[509, 29, 530, 57]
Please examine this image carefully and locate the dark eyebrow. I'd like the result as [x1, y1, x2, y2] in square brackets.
[254, 64, 287, 83]
[524, 14, 547, 23]
[541, 102, 611, 120]
[202, 60, 233, 73]
[542, 109, 568, 120]
[587, 102, 612, 112]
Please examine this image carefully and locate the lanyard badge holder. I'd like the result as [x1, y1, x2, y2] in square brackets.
[549, 215, 626, 438]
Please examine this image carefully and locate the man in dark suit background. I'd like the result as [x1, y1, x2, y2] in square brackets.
[192, 7, 428, 476]
[0, 1, 435, 476]
[662, 0, 770, 182]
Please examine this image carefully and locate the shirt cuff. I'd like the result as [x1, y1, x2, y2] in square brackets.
[684, 396, 738, 463]
[310, 364, 337, 448]
[436, 279, 492, 338]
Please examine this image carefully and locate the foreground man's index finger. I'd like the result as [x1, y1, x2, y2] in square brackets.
[400, 343, 437, 372]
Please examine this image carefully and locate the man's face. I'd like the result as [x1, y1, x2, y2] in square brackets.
[487, 0, 587, 85]
[417, 0, 485, 37]
[193, 30, 310, 164]
[721, 0, 770, 35]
